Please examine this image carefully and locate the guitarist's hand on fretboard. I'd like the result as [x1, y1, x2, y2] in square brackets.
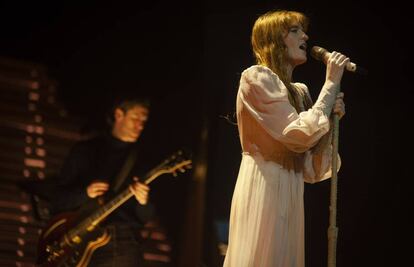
[129, 176, 150, 205]
[87, 180, 110, 198]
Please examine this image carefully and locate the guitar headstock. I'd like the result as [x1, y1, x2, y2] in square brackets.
[145, 150, 192, 184]
[160, 149, 192, 177]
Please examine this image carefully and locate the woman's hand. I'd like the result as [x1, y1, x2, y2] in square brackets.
[333, 92, 345, 119]
[326, 51, 350, 85]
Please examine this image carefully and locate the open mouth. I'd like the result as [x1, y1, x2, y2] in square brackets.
[299, 44, 307, 51]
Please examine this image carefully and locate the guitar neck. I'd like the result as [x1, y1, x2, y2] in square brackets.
[68, 172, 158, 238]
[67, 156, 190, 240]
[68, 187, 133, 238]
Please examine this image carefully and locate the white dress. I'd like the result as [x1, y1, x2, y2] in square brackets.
[223, 65, 340, 267]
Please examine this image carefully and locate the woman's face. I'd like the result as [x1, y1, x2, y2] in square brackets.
[283, 24, 309, 67]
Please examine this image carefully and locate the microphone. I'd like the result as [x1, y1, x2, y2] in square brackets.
[310, 46, 367, 75]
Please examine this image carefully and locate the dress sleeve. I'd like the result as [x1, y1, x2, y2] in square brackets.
[302, 136, 342, 183]
[239, 65, 330, 153]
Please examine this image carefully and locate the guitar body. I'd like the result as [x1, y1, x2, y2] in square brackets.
[37, 210, 111, 267]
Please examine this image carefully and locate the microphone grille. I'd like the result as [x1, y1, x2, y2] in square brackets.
[310, 46, 328, 61]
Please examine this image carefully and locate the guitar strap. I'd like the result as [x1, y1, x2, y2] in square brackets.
[111, 144, 139, 193]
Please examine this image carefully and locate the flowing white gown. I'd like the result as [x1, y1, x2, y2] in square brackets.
[223, 65, 340, 267]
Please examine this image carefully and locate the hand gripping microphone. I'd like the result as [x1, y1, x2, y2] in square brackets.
[310, 46, 367, 75]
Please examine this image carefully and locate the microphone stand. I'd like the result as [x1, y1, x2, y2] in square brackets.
[327, 105, 340, 267]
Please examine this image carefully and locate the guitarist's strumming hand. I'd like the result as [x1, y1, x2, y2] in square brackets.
[87, 180, 110, 198]
[129, 177, 150, 205]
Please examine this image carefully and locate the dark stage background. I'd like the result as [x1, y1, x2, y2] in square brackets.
[0, 0, 412, 266]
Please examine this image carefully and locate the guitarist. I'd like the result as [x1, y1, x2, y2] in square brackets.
[49, 96, 155, 266]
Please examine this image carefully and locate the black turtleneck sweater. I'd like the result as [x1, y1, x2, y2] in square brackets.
[53, 133, 155, 228]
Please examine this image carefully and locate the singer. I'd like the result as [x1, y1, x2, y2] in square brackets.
[223, 10, 349, 267]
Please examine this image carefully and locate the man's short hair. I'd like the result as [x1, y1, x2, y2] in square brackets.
[106, 96, 151, 126]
